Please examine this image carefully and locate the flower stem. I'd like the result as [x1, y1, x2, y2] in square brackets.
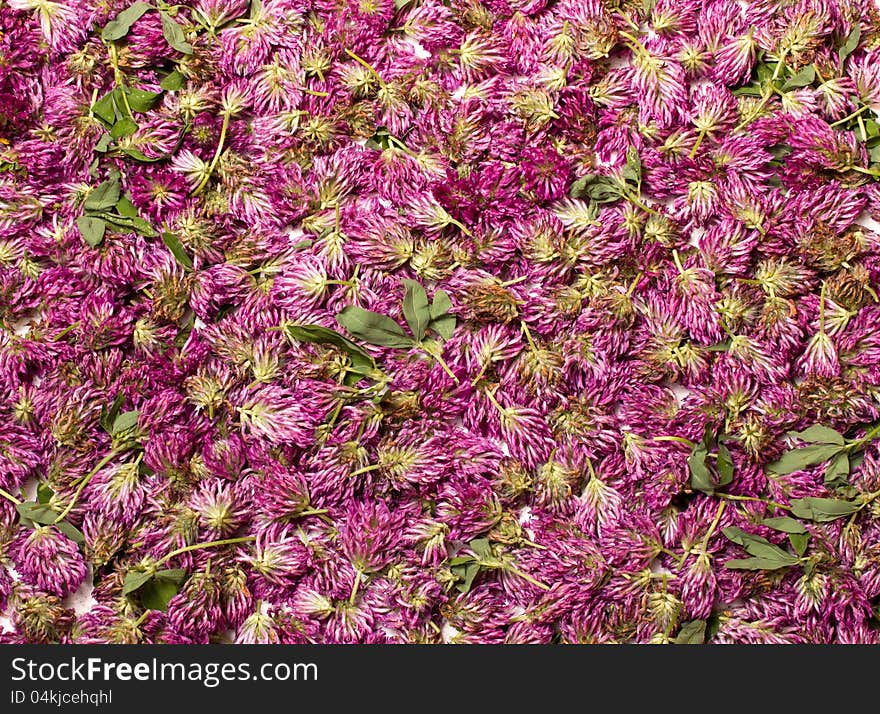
[157, 536, 256, 567]
[626, 271, 644, 297]
[298, 508, 328, 517]
[700, 500, 727, 552]
[470, 359, 491, 386]
[506, 565, 550, 591]
[619, 30, 649, 58]
[0, 486, 21, 505]
[421, 343, 459, 384]
[520, 321, 538, 352]
[343, 49, 386, 89]
[55, 449, 126, 523]
[447, 216, 472, 237]
[484, 386, 506, 415]
[349, 569, 362, 604]
[107, 43, 133, 119]
[735, 52, 788, 131]
[625, 192, 659, 216]
[848, 164, 880, 177]
[830, 104, 870, 127]
[689, 128, 708, 159]
[851, 421, 880, 448]
[51, 321, 81, 342]
[349, 462, 383, 477]
[717, 493, 790, 511]
[192, 110, 231, 196]
[653, 435, 696, 447]
[427, 348, 459, 383]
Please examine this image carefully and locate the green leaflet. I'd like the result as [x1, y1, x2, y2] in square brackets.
[15, 499, 85, 547]
[160, 12, 193, 54]
[673, 620, 707, 644]
[119, 147, 164, 163]
[777, 424, 852, 485]
[16, 501, 60, 526]
[765, 443, 844, 475]
[116, 195, 139, 218]
[429, 289, 452, 320]
[450, 560, 481, 593]
[449, 538, 494, 593]
[162, 231, 194, 270]
[824, 451, 850, 486]
[717, 442, 734, 485]
[37, 482, 53, 505]
[94, 134, 113, 153]
[789, 532, 810, 557]
[722, 526, 799, 570]
[92, 211, 157, 237]
[470, 538, 492, 558]
[111, 410, 139, 435]
[762, 517, 810, 556]
[787, 424, 844, 445]
[725, 556, 799, 570]
[283, 323, 376, 375]
[430, 314, 456, 341]
[687, 438, 712, 494]
[101, 1, 152, 41]
[123, 568, 187, 611]
[100, 392, 126, 433]
[401, 279, 431, 342]
[687, 425, 734, 495]
[77, 216, 107, 247]
[80, 174, 156, 243]
[92, 90, 119, 126]
[140, 569, 187, 611]
[788, 497, 860, 522]
[428, 289, 456, 340]
[733, 84, 763, 97]
[761, 517, 807, 534]
[85, 178, 121, 211]
[570, 174, 624, 203]
[126, 87, 162, 113]
[336, 306, 413, 349]
[110, 117, 138, 139]
[365, 126, 393, 151]
[122, 570, 153, 594]
[839, 26, 861, 63]
[622, 146, 641, 184]
[174, 310, 195, 349]
[160, 70, 186, 91]
[781, 65, 815, 91]
[57, 521, 87, 547]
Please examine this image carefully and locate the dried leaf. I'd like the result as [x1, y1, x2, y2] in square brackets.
[788, 424, 844, 445]
[789, 497, 860, 522]
[162, 231, 194, 270]
[766, 443, 844, 475]
[336, 306, 413, 349]
[781, 65, 816, 91]
[401, 279, 431, 342]
[101, 2, 152, 41]
[674, 620, 706, 644]
[160, 12, 193, 54]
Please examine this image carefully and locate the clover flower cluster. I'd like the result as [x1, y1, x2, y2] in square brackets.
[2, 0, 880, 644]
